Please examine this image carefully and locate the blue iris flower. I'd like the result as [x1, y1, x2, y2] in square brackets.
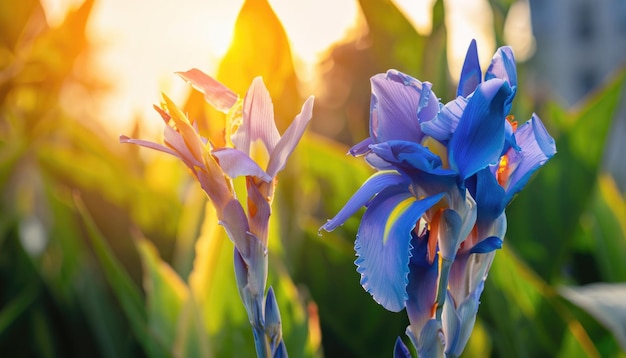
[321, 40, 556, 356]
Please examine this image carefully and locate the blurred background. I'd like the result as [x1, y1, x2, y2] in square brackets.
[1, 0, 625, 357]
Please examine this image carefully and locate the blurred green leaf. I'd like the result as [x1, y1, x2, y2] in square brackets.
[173, 296, 212, 358]
[507, 68, 626, 281]
[484, 246, 600, 357]
[188, 202, 256, 356]
[74, 194, 155, 353]
[358, 0, 426, 73]
[137, 237, 188, 357]
[0, 284, 38, 333]
[559, 283, 626, 352]
[579, 175, 626, 282]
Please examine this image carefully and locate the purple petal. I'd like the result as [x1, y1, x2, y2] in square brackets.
[162, 126, 204, 168]
[355, 189, 444, 312]
[266, 96, 314, 177]
[448, 79, 512, 181]
[453, 283, 484, 352]
[485, 46, 517, 92]
[394, 337, 411, 358]
[176, 68, 238, 113]
[320, 171, 407, 232]
[232, 77, 280, 155]
[457, 39, 482, 97]
[349, 137, 373, 156]
[435, 209, 464, 261]
[504, 113, 556, 204]
[246, 177, 271, 244]
[421, 96, 467, 143]
[119, 135, 179, 157]
[469, 236, 503, 254]
[369, 70, 434, 144]
[219, 199, 253, 258]
[370, 141, 456, 177]
[387, 70, 439, 123]
[474, 168, 506, 222]
[211, 147, 272, 182]
[417, 319, 445, 358]
[406, 232, 439, 335]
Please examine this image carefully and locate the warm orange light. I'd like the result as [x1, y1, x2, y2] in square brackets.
[496, 154, 509, 187]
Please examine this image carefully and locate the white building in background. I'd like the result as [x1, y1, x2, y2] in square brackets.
[528, 0, 626, 191]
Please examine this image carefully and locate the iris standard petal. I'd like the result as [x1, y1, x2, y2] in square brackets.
[176, 68, 238, 113]
[485, 46, 517, 91]
[212, 148, 272, 182]
[421, 96, 467, 143]
[386, 70, 439, 123]
[233, 77, 281, 155]
[355, 189, 444, 312]
[457, 39, 482, 97]
[370, 71, 427, 143]
[503, 113, 556, 205]
[448, 79, 512, 182]
[320, 171, 406, 232]
[266, 96, 314, 177]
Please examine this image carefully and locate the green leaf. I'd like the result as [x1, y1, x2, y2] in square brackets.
[0, 284, 38, 334]
[358, 0, 426, 73]
[173, 296, 212, 358]
[506, 69, 626, 281]
[137, 238, 188, 357]
[559, 283, 626, 352]
[74, 194, 155, 353]
[483, 246, 601, 357]
[580, 175, 626, 282]
[188, 202, 256, 357]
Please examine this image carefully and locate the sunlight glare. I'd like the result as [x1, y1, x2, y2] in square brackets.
[504, 0, 535, 62]
[84, 0, 358, 134]
[444, 0, 496, 82]
[393, 0, 437, 36]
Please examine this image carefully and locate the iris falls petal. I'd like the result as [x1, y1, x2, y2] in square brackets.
[320, 171, 407, 232]
[355, 190, 444, 312]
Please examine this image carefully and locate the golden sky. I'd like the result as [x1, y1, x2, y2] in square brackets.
[40, 0, 533, 134]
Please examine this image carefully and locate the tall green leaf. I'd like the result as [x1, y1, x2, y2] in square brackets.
[137, 238, 188, 357]
[506, 69, 626, 281]
[74, 195, 156, 353]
